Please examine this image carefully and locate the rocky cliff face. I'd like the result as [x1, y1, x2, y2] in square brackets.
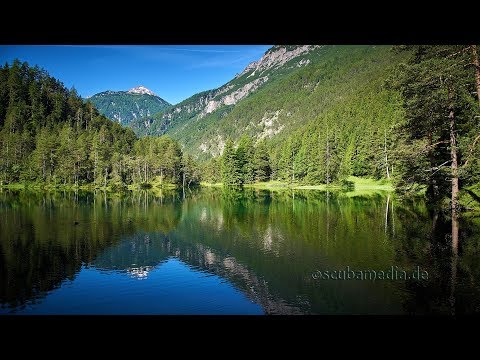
[237, 45, 319, 78]
[133, 45, 321, 142]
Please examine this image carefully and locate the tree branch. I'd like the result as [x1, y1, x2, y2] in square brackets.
[425, 140, 449, 149]
[446, 46, 471, 59]
[424, 160, 452, 175]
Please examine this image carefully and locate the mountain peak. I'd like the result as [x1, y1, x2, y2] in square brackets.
[236, 45, 319, 79]
[128, 85, 156, 96]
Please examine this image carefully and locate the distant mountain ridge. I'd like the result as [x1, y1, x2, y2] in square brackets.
[129, 46, 404, 163]
[130, 45, 322, 155]
[88, 86, 170, 126]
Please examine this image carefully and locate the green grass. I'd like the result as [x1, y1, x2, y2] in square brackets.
[346, 176, 393, 191]
[202, 176, 394, 192]
[1, 180, 178, 192]
[244, 180, 290, 189]
[200, 182, 223, 188]
[0, 183, 26, 190]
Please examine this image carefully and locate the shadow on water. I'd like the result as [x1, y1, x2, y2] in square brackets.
[1, 187, 480, 314]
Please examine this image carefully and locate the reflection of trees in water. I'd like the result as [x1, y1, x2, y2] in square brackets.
[2, 188, 480, 314]
[0, 189, 182, 309]
[180, 189, 480, 314]
[179, 190, 407, 313]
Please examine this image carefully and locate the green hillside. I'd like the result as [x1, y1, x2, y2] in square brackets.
[89, 87, 170, 126]
[132, 46, 407, 181]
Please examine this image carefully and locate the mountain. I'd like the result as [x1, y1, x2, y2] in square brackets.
[88, 86, 170, 126]
[130, 45, 407, 166]
[130, 46, 321, 150]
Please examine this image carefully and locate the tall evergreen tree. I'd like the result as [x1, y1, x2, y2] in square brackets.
[253, 140, 271, 182]
[222, 139, 243, 185]
[394, 45, 479, 210]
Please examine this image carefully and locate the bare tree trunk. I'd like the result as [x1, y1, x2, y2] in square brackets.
[50, 148, 55, 181]
[182, 172, 186, 200]
[326, 128, 330, 187]
[292, 160, 295, 183]
[427, 130, 438, 199]
[5, 142, 9, 183]
[43, 155, 46, 181]
[144, 161, 147, 183]
[450, 212, 459, 316]
[385, 194, 390, 234]
[448, 86, 459, 214]
[384, 128, 390, 179]
[93, 151, 98, 184]
[472, 45, 480, 106]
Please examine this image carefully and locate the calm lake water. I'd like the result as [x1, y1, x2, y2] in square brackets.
[1, 187, 479, 315]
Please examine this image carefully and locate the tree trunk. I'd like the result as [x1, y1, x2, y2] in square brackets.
[292, 160, 295, 183]
[93, 151, 98, 184]
[326, 128, 330, 187]
[144, 161, 147, 183]
[427, 130, 439, 200]
[472, 45, 480, 106]
[43, 155, 46, 181]
[385, 194, 390, 234]
[384, 128, 390, 179]
[450, 212, 459, 315]
[448, 86, 459, 214]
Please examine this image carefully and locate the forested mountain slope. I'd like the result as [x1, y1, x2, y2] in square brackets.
[132, 45, 409, 182]
[88, 86, 170, 126]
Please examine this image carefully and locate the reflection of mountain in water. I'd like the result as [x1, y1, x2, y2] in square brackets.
[90, 230, 303, 314]
[92, 233, 170, 280]
[0, 190, 182, 309]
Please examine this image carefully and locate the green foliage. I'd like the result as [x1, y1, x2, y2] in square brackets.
[221, 139, 243, 186]
[0, 60, 197, 189]
[132, 46, 409, 186]
[392, 45, 480, 205]
[253, 140, 271, 182]
[201, 157, 222, 184]
[89, 90, 170, 126]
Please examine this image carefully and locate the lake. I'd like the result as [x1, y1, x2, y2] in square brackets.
[1, 187, 479, 315]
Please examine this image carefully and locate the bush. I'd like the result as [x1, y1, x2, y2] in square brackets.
[139, 183, 152, 189]
[340, 179, 355, 191]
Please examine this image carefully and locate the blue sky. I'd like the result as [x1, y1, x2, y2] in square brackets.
[0, 45, 271, 104]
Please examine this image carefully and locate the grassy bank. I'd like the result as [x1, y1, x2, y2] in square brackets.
[202, 176, 394, 192]
[0, 180, 179, 192]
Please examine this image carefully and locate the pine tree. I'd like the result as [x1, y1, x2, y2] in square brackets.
[253, 140, 271, 182]
[236, 135, 255, 183]
[222, 139, 243, 185]
[394, 45, 479, 210]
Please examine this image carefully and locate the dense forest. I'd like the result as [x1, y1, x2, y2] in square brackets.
[201, 45, 480, 213]
[1, 45, 480, 214]
[0, 60, 199, 189]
